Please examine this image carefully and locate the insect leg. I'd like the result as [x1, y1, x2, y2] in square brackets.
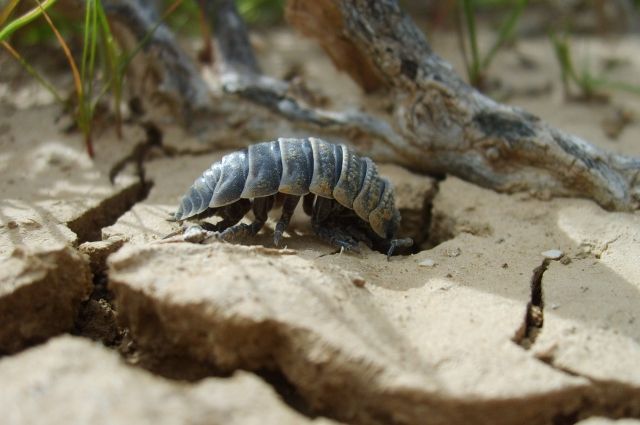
[343, 223, 374, 249]
[218, 196, 274, 242]
[207, 199, 251, 232]
[311, 197, 359, 252]
[252, 196, 275, 230]
[312, 196, 334, 223]
[302, 193, 315, 216]
[273, 195, 300, 246]
[386, 238, 414, 259]
[312, 224, 360, 253]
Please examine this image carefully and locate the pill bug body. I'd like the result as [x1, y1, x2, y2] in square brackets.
[172, 137, 412, 256]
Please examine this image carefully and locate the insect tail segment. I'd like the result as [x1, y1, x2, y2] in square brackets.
[368, 179, 399, 239]
[173, 165, 221, 221]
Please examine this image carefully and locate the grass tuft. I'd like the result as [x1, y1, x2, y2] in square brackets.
[550, 32, 640, 102]
[457, 0, 528, 90]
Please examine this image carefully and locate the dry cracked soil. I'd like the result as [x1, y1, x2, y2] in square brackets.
[1, 28, 640, 425]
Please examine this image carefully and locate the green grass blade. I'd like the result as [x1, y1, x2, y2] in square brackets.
[95, 1, 123, 135]
[597, 79, 640, 96]
[79, 0, 100, 131]
[80, 0, 93, 86]
[33, 0, 82, 96]
[1, 40, 64, 102]
[549, 33, 574, 85]
[481, 0, 528, 70]
[93, 0, 184, 133]
[0, 0, 58, 41]
[461, 0, 481, 83]
[87, 0, 99, 105]
[0, 0, 21, 27]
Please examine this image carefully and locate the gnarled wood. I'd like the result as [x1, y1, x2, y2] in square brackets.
[287, 0, 640, 211]
[104, 0, 640, 211]
[104, 0, 213, 128]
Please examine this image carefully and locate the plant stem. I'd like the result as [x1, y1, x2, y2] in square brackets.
[1, 40, 64, 103]
[481, 0, 527, 70]
[0, 0, 21, 27]
[0, 0, 57, 41]
[461, 0, 481, 86]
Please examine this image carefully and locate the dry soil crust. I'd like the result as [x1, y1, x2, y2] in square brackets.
[1, 28, 640, 425]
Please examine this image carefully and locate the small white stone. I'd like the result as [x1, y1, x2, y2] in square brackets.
[419, 258, 436, 268]
[446, 247, 461, 257]
[541, 249, 564, 260]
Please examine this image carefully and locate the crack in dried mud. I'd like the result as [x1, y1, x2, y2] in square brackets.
[66, 181, 152, 243]
[513, 258, 549, 349]
[70, 126, 163, 348]
[540, 358, 640, 424]
[15, 135, 637, 425]
[65, 130, 338, 422]
[255, 368, 322, 420]
[508, 260, 640, 424]
[72, 256, 124, 348]
[108, 122, 163, 185]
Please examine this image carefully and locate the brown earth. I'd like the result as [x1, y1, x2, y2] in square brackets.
[1, 26, 639, 425]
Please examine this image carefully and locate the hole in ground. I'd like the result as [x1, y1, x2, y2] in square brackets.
[417, 176, 494, 251]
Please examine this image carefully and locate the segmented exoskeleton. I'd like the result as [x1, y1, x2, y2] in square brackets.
[171, 137, 412, 257]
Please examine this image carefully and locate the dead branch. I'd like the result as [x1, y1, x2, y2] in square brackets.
[205, 0, 261, 77]
[286, 0, 640, 211]
[107, 0, 640, 211]
[204, 0, 405, 159]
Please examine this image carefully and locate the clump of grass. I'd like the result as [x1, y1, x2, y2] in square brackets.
[1, 0, 185, 158]
[549, 32, 604, 102]
[0, 0, 118, 157]
[550, 32, 640, 102]
[0, 0, 57, 40]
[457, 0, 528, 90]
[74, 0, 130, 155]
[81, 0, 188, 146]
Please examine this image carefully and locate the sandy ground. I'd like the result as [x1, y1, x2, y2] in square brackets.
[1, 25, 640, 425]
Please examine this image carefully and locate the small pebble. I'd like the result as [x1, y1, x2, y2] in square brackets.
[352, 278, 366, 288]
[446, 247, 461, 257]
[183, 225, 211, 243]
[419, 258, 436, 268]
[541, 249, 564, 260]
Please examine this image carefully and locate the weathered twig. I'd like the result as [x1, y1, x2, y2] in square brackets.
[202, 0, 412, 161]
[286, 0, 640, 211]
[201, 0, 640, 210]
[205, 0, 261, 77]
[107, 0, 640, 210]
[106, 0, 390, 146]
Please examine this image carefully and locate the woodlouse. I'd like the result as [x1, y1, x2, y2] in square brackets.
[171, 137, 412, 257]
